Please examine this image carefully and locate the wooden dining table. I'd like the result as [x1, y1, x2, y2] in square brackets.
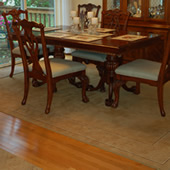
[21, 26, 163, 107]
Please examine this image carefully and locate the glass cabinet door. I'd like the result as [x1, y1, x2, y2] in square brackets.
[127, 0, 142, 17]
[113, 0, 120, 9]
[148, 0, 165, 19]
[107, 0, 120, 10]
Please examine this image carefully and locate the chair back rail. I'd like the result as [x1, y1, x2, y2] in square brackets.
[159, 32, 170, 83]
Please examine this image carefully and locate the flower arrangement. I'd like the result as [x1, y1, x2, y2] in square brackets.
[0, 15, 11, 26]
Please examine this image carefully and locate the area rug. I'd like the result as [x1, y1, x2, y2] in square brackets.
[0, 148, 42, 170]
[0, 64, 170, 170]
[0, 63, 23, 78]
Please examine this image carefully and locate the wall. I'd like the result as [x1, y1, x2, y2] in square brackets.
[55, 0, 72, 25]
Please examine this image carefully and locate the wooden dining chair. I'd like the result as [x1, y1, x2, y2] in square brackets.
[112, 33, 170, 117]
[77, 3, 101, 28]
[72, 9, 130, 91]
[2, 9, 55, 78]
[12, 19, 89, 114]
[101, 9, 130, 35]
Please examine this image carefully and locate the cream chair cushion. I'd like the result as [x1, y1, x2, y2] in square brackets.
[115, 59, 161, 81]
[29, 58, 86, 77]
[72, 50, 107, 62]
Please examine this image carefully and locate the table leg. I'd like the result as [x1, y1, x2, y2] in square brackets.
[105, 54, 120, 106]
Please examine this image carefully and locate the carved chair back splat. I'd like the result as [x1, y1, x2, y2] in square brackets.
[101, 9, 130, 34]
[78, 3, 101, 28]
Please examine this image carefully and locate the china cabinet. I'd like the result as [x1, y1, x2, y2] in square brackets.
[103, 0, 170, 36]
[102, 0, 170, 62]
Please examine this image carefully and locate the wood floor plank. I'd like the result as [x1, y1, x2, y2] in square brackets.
[0, 112, 155, 170]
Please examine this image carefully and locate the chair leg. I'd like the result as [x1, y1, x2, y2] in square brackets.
[105, 81, 114, 106]
[135, 82, 140, 94]
[9, 56, 15, 77]
[53, 82, 57, 93]
[78, 74, 89, 103]
[22, 76, 29, 105]
[89, 65, 106, 92]
[157, 86, 166, 117]
[112, 80, 122, 108]
[96, 65, 106, 92]
[45, 83, 53, 114]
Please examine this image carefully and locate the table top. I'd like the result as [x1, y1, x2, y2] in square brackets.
[41, 26, 162, 55]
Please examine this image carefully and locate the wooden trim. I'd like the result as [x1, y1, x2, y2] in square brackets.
[166, 0, 170, 24]
[103, 0, 107, 11]
[127, 23, 170, 30]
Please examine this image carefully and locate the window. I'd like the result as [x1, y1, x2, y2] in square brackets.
[0, 0, 56, 66]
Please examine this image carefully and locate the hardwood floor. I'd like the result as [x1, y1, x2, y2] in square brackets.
[0, 112, 155, 170]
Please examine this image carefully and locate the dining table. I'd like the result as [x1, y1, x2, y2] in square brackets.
[22, 26, 164, 107]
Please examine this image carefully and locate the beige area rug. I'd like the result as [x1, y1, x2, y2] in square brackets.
[0, 63, 23, 78]
[0, 64, 170, 170]
[0, 148, 42, 170]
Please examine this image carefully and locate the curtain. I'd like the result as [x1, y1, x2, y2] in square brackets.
[55, 0, 72, 26]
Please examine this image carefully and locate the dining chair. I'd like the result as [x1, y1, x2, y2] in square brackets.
[2, 9, 55, 78]
[112, 33, 170, 117]
[77, 3, 101, 28]
[101, 9, 130, 35]
[12, 19, 89, 114]
[72, 9, 130, 91]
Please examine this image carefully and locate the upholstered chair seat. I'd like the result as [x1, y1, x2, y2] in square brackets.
[72, 50, 107, 62]
[115, 59, 161, 81]
[28, 58, 86, 77]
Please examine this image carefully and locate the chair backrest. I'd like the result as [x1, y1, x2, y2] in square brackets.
[158, 32, 170, 82]
[0, 1, 4, 6]
[2, 9, 28, 50]
[78, 3, 101, 17]
[12, 19, 51, 80]
[101, 9, 130, 34]
[78, 3, 101, 28]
